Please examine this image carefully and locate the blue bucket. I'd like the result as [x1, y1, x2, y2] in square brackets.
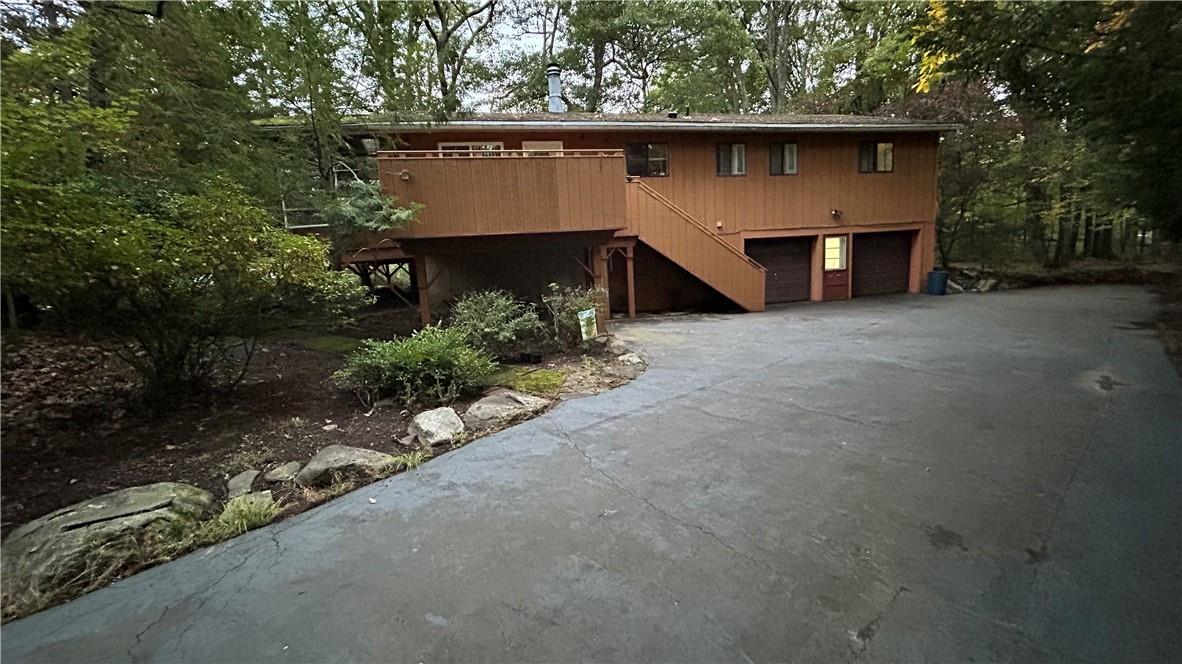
[926, 270, 949, 295]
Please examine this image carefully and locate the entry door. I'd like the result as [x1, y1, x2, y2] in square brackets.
[822, 235, 850, 301]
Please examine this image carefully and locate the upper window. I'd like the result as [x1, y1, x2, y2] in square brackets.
[625, 143, 669, 177]
[859, 141, 894, 173]
[770, 142, 798, 175]
[716, 143, 746, 176]
[437, 141, 504, 156]
[824, 236, 848, 271]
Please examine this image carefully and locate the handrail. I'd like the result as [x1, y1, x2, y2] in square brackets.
[627, 178, 766, 272]
[378, 149, 623, 160]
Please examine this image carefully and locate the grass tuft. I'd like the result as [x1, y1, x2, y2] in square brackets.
[486, 366, 566, 396]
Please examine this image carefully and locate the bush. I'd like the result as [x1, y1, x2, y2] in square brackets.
[332, 327, 496, 406]
[450, 289, 543, 358]
[2, 179, 372, 402]
[542, 283, 604, 349]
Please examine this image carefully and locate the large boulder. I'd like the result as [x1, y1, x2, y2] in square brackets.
[462, 389, 550, 430]
[295, 445, 397, 487]
[408, 407, 464, 447]
[1, 482, 212, 593]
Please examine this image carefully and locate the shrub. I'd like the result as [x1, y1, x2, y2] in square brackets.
[2, 179, 372, 403]
[332, 327, 496, 406]
[450, 289, 543, 358]
[542, 283, 604, 349]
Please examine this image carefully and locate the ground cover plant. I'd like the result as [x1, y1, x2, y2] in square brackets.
[332, 326, 498, 407]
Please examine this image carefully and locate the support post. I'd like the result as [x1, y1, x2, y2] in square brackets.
[625, 245, 636, 318]
[413, 257, 431, 327]
[592, 246, 610, 332]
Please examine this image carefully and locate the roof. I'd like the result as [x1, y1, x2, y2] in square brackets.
[257, 112, 959, 134]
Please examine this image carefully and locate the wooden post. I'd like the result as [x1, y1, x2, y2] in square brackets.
[592, 246, 610, 332]
[625, 245, 636, 318]
[413, 257, 431, 327]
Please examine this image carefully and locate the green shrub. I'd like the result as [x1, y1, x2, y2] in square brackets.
[542, 283, 604, 349]
[332, 327, 496, 406]
[450, 289, 543, 358]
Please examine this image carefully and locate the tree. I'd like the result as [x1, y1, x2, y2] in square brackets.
[915, 1, 1182, 240]
[0, 3, 369, 401]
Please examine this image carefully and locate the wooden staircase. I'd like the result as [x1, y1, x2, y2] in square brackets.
[624, 179, 766, 312]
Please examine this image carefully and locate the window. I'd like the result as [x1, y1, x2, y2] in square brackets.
[625, 143, 669, 177]
[824, 236, 847, 271]
[437, 141, 504, 156]
[521, 140, 564, 155]
[716, 143, 746, 176]
[770, 143, 798, 175]
[859, 141, 894, 172]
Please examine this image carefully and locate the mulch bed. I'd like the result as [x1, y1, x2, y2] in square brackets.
[1, 302, 636, 537]
[0, 332, 419, 537]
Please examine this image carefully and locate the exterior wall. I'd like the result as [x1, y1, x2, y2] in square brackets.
[391, 129, 939, 240]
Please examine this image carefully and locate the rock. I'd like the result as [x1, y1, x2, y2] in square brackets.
[606, 338, 629, 356]
[227, 490, 274, 511]
[617, 352, 645, 366]
[262, 461, 301, 484]
[321, 423, 339, 431]
[408, 407, 464, 447]
[605, 363, 643, 380]
[397, 434, 418, 448]
[295, 445, 397, 487]
[977, 277, 998, 292]
[227, 469, 260, 498]
[462, 389, 550, 430]
[946, 279, 965, 294]
[1, 483, 213, 593]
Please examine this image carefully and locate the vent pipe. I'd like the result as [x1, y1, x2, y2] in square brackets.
[546, 63, 565, 113]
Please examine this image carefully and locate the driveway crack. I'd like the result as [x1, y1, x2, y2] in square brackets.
[550, 421, 783, 582]
[848, 585, 910, 660]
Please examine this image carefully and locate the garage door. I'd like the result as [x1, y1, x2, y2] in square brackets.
[852, 231, 912, 297]
[745, 237, 812, 304]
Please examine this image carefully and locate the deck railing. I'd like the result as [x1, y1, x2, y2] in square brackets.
[376, 150, 627, 238]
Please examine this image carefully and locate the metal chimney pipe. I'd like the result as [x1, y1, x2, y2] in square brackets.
[546, 63, 564, 113]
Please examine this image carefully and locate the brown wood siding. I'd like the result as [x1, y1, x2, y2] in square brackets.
[376, 151, 626, 238]
[624, 180, 765, 312]
[852, 231, 912, 296]
[744, 237, 812, 303]
[391, 130, 939, 236]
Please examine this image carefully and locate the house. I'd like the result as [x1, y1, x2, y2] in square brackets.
[318, 83, 955, 327]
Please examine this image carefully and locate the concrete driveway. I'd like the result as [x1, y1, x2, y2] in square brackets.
[3, 286, 1179, 663]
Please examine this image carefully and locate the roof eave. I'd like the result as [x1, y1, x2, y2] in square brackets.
[337, 120, 960, 133]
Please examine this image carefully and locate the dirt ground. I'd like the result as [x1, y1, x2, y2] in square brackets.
[0, 305, 631, 536]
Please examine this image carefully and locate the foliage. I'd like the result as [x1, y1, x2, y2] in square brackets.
[486, 366, 567, 397]
[198, 495, 283, 541]
[1, 177, 370, 400]
[915, 1, 1182, 240]
[392, 450, 430, 471]
[541, 283, 602, 349]
[449, 289, 543, 358]
[332, 328, 497, 407]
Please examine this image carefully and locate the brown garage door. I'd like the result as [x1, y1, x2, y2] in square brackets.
[745, 237, 812, 304]
[852, 231, 912, 297]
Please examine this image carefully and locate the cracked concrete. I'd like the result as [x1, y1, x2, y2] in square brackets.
[3, 286, 1180, 663]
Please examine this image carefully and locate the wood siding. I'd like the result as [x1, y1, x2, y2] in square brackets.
[390, 130, 939, 241]
[376, 150, 627, 238]
[625, 180, 765, 312]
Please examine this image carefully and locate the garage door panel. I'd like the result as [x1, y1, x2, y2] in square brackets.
[746, 237, 812, 304]
[852, 232, 911, 297]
